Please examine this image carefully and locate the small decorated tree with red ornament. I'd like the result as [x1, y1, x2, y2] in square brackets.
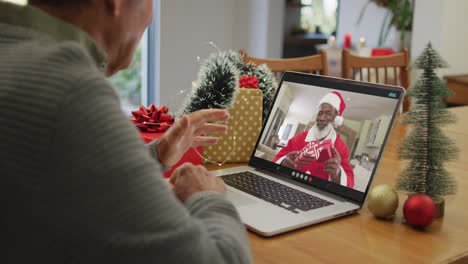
[181, 50, 277, 124]
[397, 42, 458, 219]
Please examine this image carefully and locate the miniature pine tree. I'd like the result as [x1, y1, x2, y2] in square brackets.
[397, 42, 458, 201]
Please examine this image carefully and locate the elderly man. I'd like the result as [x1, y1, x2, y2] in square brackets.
[0, 0, 252, 263]
[273, 92, 355, 188]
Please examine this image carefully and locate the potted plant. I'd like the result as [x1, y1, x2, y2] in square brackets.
[358, 0, 414, 50]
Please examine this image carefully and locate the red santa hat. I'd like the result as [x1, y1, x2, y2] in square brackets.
[319, 91, 346, 127]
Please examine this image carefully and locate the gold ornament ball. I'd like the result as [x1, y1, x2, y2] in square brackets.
[367, 184, 399, 218]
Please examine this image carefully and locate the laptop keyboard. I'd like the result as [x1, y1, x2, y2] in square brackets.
[221, 171, 334, 214]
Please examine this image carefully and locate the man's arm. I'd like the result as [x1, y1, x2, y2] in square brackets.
[50, 74, 252, 263]
[325, 142, 354, 188]
[146, 140, 171, 171]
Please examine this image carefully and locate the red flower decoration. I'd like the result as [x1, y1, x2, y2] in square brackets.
[129, 104, 175, 132]
[239, 75, 259, 89]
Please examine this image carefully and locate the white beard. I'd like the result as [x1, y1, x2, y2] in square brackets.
[311, 122, 334, 141]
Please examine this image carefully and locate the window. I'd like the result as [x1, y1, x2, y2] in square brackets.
[109, 41, 145, 116]
[366, 118, 381, 146]
[109, 0, 160, 116]
[300, 0, 339, 35]
[282, 124, 293, 140]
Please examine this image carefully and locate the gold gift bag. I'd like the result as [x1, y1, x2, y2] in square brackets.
[204, 88, 263, 163]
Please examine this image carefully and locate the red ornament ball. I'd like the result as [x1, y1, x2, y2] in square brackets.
[403, 194, 436, 228]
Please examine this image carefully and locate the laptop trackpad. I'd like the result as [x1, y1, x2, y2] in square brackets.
[226, 189, 258, 207]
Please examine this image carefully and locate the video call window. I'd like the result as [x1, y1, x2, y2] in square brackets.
[254, 81, 399, 193]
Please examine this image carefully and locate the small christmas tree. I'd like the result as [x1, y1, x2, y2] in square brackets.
[397, 42, 458, 201]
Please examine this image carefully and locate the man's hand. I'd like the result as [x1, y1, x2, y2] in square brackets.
[324, 147, 341, 183]
[294, 151, 317, 170]
[280, 151, 299, 169]
[170, 163, 226, 202]
[156, 109, 229, 167]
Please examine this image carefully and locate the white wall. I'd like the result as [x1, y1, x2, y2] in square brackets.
[159, 0, 284, 113]
[410, 0, 443, 58]
[410, 0, 468, 82]
[267, 0, 285, 59]
[160, 0, 236, 112]
[440, 0, 468, 75]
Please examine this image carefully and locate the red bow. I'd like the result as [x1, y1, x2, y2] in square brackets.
[239, 75, 259, 89]
[130, 104, 174, 132]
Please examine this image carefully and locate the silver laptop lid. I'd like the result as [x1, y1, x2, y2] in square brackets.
[249, 72, 404, 205]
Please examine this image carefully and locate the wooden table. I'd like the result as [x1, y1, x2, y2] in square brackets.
[205, 106, 468, 264]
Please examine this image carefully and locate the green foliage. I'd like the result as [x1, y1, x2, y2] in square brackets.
[109, 46, 142, 106]
[182, 51, 240, 114]
[397, 42, 458, 200]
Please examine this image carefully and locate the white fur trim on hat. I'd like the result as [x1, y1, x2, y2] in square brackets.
[319, 93, 341, 113]
[334, 115, 344, 127]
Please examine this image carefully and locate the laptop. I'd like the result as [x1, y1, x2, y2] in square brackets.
[212, 71, 405, 236]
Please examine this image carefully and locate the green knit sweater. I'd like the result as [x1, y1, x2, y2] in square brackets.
[0, 2, 251, 263]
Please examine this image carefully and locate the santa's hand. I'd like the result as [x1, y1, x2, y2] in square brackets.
[281, 151, 299, 169]
[156, 109, 229, 167]
[324, 147, 341, 183]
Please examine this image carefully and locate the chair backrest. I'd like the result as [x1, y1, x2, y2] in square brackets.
[239, 49, 328, 81]
[341, 48, 410, 111]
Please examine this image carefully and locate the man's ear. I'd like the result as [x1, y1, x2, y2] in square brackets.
[105, 0, 122, 17]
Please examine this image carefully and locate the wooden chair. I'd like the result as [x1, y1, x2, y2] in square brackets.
[341, 48, 410, 111]
[239, 49, 328, 81]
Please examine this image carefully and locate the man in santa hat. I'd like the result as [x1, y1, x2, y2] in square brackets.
[273, 92, 354, 188]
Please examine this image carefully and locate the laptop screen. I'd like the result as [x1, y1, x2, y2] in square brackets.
[250, 72, 404, 204]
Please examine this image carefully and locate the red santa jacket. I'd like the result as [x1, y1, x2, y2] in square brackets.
[273, 131, 354, 188]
